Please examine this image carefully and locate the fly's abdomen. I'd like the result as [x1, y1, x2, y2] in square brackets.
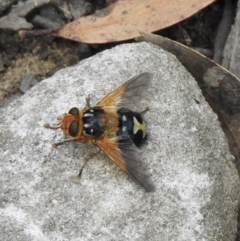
[117, 108, 147, 147]
[83, 107, 105, 137]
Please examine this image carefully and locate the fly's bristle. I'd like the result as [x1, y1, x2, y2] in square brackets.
[52, 143, 57, 148]
[76, 174, 82, 179]
[43, 123, 50, 128]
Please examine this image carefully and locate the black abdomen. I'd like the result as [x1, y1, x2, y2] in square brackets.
[117, 108, 147, 147]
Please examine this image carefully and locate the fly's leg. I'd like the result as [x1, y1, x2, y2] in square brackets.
[44, 123, 72, 148]
[77, 149, 101, 178]
[85, 96, 91, 107]
[51, 139, 74, 148]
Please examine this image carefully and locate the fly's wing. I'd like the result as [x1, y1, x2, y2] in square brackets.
[95, 136, 155, 192]
[96, 72, 153, 108]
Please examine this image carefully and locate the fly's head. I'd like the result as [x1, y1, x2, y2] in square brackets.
[59, 107, 84, 138]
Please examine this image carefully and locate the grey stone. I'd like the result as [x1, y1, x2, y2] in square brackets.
[69, 0, 93, 20]
[0, 0, 50, 30]
[20, 74, 39, 94]
[222, 0, 240, 78]
[0, 0, 15, 15]
[32, 4, 65, 29]
[0, 42, 239, 241]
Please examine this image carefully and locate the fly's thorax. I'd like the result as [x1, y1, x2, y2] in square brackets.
[82, 107, 119, 137]
[82, 107, 105, 137]
[60, 107, 84, 137]
[117, 108, 147, 147]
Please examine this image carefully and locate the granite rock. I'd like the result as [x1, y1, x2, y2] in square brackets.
[0, 42, 239, 241]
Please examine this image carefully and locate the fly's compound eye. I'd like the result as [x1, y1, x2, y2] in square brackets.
[69, 107, 79, 115]
[69, 121, 79, 137]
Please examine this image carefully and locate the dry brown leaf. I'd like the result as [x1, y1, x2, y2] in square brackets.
[50, 0, 215, 43]
[138, 33, 240, 174]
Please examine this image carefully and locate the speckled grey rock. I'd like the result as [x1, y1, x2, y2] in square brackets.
[0, 42, 239, 241]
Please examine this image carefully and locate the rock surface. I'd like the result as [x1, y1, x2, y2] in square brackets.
[0, 42, 239, 241]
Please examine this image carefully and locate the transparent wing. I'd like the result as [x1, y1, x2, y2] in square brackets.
[95, 136, 155, 192]
[96, 72, 153, 108]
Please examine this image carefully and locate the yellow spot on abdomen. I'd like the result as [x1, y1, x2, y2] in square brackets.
[133, 117, 147, 137]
